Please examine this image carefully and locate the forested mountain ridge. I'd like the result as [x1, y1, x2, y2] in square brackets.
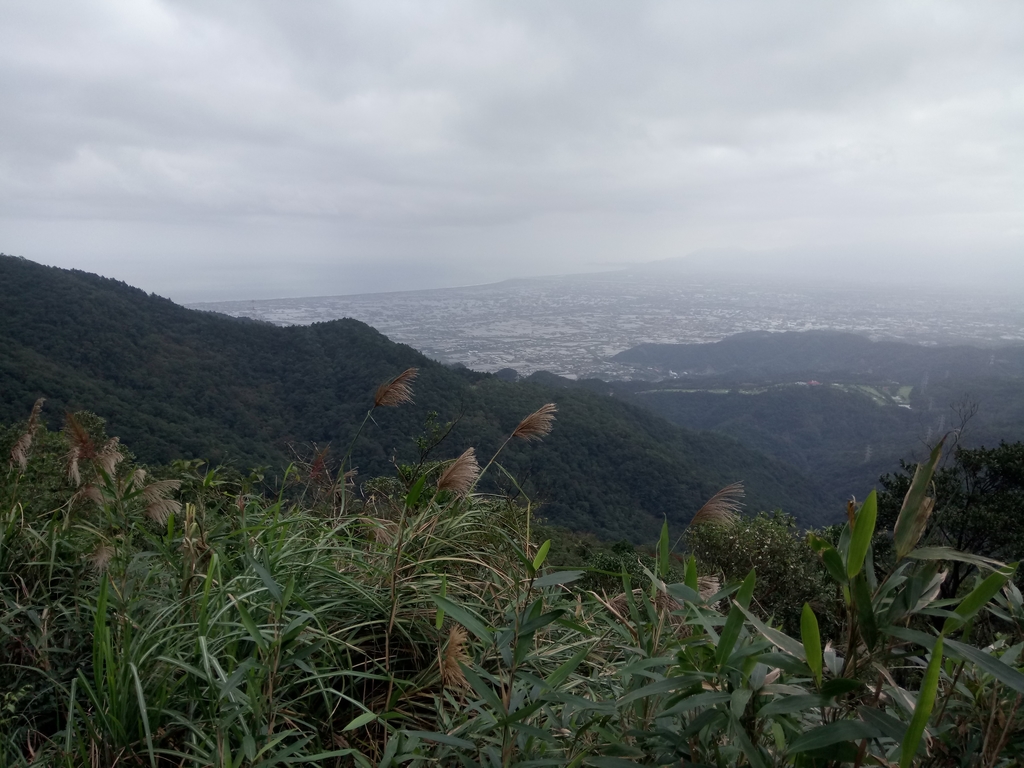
[615, 329, 1024, 382]
[593, 331, 1024, 510]
[0, 254, 832, 538]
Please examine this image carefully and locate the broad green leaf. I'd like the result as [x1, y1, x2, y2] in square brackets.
[729, 715, 769, 768]
[617, 674, 702, 705]
[908, 546, 1008, 572]
[807, 533, 848, 585]
[659, 691, 731, 717]
[498, 698, 546, 726]
[435, 573, 446, 630]
[944, 637, 1024, 695]
[402, 731, 475, 750]
[431, 596, 492, 645]
[545, 645, 592, 689]
[342, 711, 377, 731]
[847, 491, 877, 578]
[758, 694, 833, 717]
[900, 635, 943, 768]
[130, 663, 156, 768]
[943, 564, 1017, 634]
[738, 604, 806, 660]
[533, 570, 584, 588]
[666, 582, 700, 605]
[251, 558, 282, 601]
[231, 596, 268, 651]
[893, 438, 944, 561]
[858, 706, 907, 742]
[851, 573, 879, 651]
[518, 609, 565, 636]
[460, 663, 506, 714]
[658, 518, 670, 579]
[532, 539, 551, 571]
[684, 554, 698, 591]
[404, 474, 427, 507]
[716, 569, 756, 668]
[789, 720, 879, 754]
[801, 603, 823, 687]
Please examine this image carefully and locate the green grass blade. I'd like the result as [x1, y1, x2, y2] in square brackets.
[847, 490, 877, 578]
[800, 603, 822, 687]
[943, 564, 1017, 635]
[130, 662, 157, 768]
[893, 438, 944, 561]
[900, 635, 943, 768]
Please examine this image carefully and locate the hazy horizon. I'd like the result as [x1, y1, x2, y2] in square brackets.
[2, 2, 1022, 302]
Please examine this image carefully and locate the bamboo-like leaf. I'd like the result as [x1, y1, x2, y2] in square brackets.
[432, 595, 493, 645]
[616, 674, 703, 705]
[405, 474, 427, 507]
[342, 711, 377, 731]
[847, 490, 877, 578]
[943, 564, 1017, 634]
[659, 691, 732, 717]
[944, 637, 1024, 695]
[908, 546, 1007, 571]
[851, 573, 879, 651]
[900, 635, 943, 768]
[684, 554, 698, 591]
[403, 731, 476, 750]
[729, 715, 769, 768]
[130, 663, 156, 768]
[546, 645, 592, 689]
[658, 518, 670, 580]
[789, 720, 879, 754]
[758, 694, 833, 717]
[807, 533, 848, 585]
[231, 595, 269, 651]
[532, 539, 551, 571]
[893, 439, 944, 561]
[533, 570, 584, 588]
[460, 663, 506, 714]
[716, 569, 756, 667]
[435, 573, 447, 630]
[801, 603, 823, 687]
[738, 604, 806, 660]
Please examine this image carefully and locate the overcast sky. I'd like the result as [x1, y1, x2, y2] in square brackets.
[1, 1, 1021, 301]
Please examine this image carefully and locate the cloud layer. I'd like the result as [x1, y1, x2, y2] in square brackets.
[1, 1, 1021, 299]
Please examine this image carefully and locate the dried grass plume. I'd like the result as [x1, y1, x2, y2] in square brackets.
[689, 482, 744, 528]
[9, 397, 45, 472]
[142, 478, 182, 525]
[374, 368, 418, 407]
[439, 625, 469, 690]
[512, 403, 557, 441]
[436, 448, 480, 497]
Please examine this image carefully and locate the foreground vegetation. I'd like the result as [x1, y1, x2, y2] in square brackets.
[2, 379, 1023, 766]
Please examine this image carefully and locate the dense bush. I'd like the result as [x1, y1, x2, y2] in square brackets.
[685, 510, 842, 639]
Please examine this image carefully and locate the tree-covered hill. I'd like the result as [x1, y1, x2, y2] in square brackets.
[596, 333, 1024, 510]
[0, 254, 832, 539]
[615, 329, 1024, 382]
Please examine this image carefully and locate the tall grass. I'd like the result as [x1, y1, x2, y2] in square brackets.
[2, 389, 1023, 766]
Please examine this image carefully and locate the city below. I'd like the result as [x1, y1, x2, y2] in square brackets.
[192, 272, 1024, 380]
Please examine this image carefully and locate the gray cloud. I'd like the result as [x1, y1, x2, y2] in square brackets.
[1, 0, 1021, 300]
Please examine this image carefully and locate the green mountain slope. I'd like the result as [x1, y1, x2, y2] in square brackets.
[603, 333, 1024, 510]
[615, 330, 1024, 382]
[0, 255, 832, 539]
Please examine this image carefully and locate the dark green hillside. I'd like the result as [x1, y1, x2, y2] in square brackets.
[0, 255, 831, 539]
[601, 333, 1024, 510]
[616, 329, 1024, 382]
